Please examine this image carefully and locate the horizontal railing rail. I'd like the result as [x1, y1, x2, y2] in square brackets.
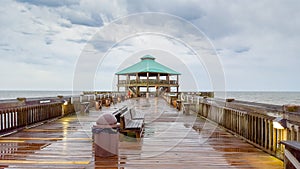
[118, 79, 178, 85]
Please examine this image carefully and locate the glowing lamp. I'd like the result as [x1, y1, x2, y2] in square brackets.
[273, 117, 287, 129]
[63, 100, 68, 106]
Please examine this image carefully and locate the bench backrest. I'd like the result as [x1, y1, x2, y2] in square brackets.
[119, 106, 128, 114]
[130, 108, 136, 119]
[123, 110, 131, 124]
[130, 108, 145, 120]
[112, 106, 128, 123]
[112, 109, 121, 122]
[120, 110, 131, 129]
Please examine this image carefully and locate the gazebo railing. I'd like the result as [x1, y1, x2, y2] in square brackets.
[118, 79, 178, 85]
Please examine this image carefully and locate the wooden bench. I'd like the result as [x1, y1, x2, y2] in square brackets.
[130, 108, 145, 120]
[120, 110, 144, 138]
[112, 106, 128, 123]
[119, 106, 128, 114]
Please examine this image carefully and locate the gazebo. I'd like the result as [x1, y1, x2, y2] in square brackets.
[115, 55, 180, 97]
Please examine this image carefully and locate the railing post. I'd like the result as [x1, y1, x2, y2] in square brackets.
[280, 141, 300, 169]
[0, 110, 3, 131]
[297, 127, 300, 142]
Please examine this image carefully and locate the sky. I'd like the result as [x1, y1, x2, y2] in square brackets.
[0, 0, 299, 91]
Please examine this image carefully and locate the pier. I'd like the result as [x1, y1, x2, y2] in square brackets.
[1, 55, 299, 168]
[0, 95, 285, 168]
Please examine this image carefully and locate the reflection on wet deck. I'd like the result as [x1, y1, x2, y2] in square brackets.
[0, 98, 283, 168]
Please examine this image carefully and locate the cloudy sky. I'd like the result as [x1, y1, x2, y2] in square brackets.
[0, 0, 299, 91]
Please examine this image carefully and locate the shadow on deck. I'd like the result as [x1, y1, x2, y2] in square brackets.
[0, 98, 283, 168]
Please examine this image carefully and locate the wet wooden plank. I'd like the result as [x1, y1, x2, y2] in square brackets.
[0, 98, 283, 168]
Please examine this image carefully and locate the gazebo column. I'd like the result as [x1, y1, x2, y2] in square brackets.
[136, 73, 139, 96]
[137, 86, 140, 97]
[126, 74, 130, 84]
[147, 72, 149, 92]
[126, 74, 130, 93]
[136, 73, 139, 83]
[167, 74, 170, 84]
[166, 74, 170, 92]
[117, 75, 120, 92]
[156, 73, 160, 97]
[177, 75, 179, 93]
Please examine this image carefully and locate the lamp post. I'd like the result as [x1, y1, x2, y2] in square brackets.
[273, 117, 287, 130]
[273, 117, 287, 156]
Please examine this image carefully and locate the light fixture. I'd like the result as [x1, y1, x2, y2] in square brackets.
[273, 117, 287, 129]
[63, 100, 68, 106]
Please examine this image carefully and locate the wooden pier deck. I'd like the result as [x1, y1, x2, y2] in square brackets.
[0, 98, 283, 168]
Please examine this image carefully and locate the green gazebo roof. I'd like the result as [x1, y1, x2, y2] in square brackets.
[116, 55, 181, 75]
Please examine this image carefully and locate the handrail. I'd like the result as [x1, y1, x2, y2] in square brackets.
[0, 102, 62, 135]
[118, 79, 178, 85]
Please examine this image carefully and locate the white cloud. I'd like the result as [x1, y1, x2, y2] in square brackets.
[0, 0, 97, 90]
[16, 0, 80, 7]
[0, 0, 299, 91]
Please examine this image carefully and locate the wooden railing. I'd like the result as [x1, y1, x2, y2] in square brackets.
[194, 101, 280, 156]
[165, 92, 300, 160]
[118, 79, 178, 85]
[280, 141, 300, 169]
[0, 102, 62, 134]
[0, 92, 127, 135]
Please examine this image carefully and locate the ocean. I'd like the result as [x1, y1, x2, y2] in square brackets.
[0, 90, 82, 100]
[223, 91, 300, 106]
[0, 90, 299, 106]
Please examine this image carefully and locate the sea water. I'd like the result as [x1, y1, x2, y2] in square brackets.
[0, 90, 299, 106]
[224, 91, 300, 105]
[0, 90, 82, 100]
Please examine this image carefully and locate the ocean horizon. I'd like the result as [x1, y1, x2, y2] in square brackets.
[0, 90, 82, 100]
[0, 90, 299, 106]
